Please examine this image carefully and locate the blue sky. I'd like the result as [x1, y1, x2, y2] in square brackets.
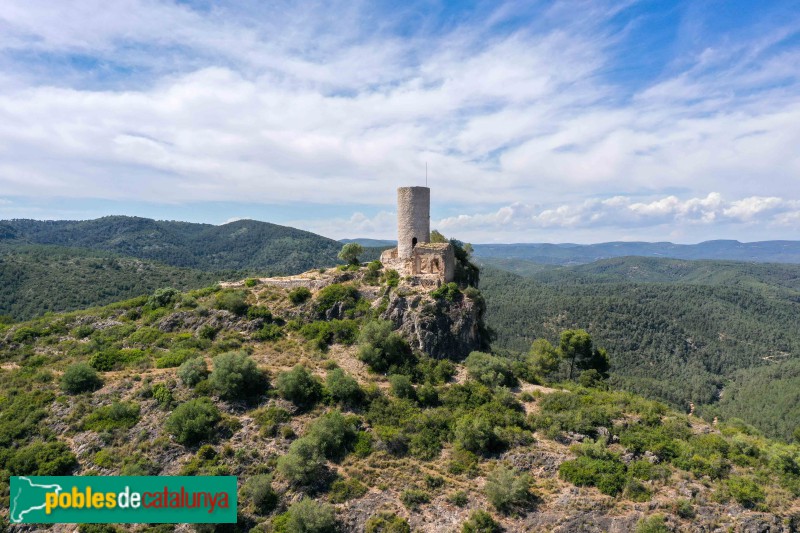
[0, 0, 799, 243]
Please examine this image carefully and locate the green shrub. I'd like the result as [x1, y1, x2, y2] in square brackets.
[178, 357, 209, 387]
[315, 283, 360, 316]
[209, 351, 267, 402]
[353, 431, 373, 457]
[558, 455, 626, 496]
[447, 490, 469, 507]
[198, 324, 219, 340]
[214, 290, 249, 315]
[288, 287, 312, 305]
[300, 319, 359, 348]
[244, 278, 259, 287]
[357, 320, 414, 373]
[485, 465, 532, 514]
[461, 510, 501, 533]
[152, 383, 174, 409]
[326, 368, 363, 406]
[12, 326, 43, 344]
[533, 391, 619, 437]
[83, 402, 140, 431]
[623, 478, 651, 502]
[725, 475, 765, 508]
[305, 410, 358, 460]
[389, 374, 416, 401]
[673, 498, 695, 519]
[165, 398, 221, 445]
[365, 512, 410, 533]
[431, 282, 460, 301]
[241, 474, 278, 515]
[283, 497, 337, 533]
[384, 269, 400, 287]
[78, 525, 121, 533]
[277, 438, 327, 488]
[276, 365, 322, 408]
[635, 514, 669, 533]
[417, 357, 456, 384]
[329, 477, 368, 503]
[400, 488, 430, 509]
[155, 349, 196, 369]
[8, 441, 78, 475]
[416, 384, 439, 407]
[72, 324, 94, 339]
[247, 305, 272, 320]
[253, 405, 291, 437]
[454, 413, 504, 454]
[61, 363, 103, 394]
[448, 448, 479, 476]
[253, 323, 283, 341]
[464, 352, 516, 388]
[147, 288, 180, 309]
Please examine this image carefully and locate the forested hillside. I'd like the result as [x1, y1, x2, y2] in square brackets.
[473, 240, 800, 265]
[480, 260, 800, 441]
[0, 245, 221, 320]
[1, 266, 797, 531]
[1, 216, 342, 272]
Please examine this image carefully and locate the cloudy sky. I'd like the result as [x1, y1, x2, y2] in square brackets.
[0, 0, 798, 243]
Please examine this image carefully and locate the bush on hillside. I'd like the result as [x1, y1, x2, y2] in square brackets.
[61, 363, 103, 394]
[325, 368, 363, 406]
[365, 512, 410, 533]
[241, 474, 278, 515]
[178, 357, 209, 387]
[315, 283, 360, 317]
[389, 374, 417, 401]
[357, 320, 414, 373]
[288, 286, 312, 304]
[277, 438, 328, 488]
[485, 465, 533, 514]
[83, 402, 140, 431]
[276, 365, 322, 408]
[147, 287, 180, 309]
[464, 351, 516, 388]
[165, 398, 221, 445]
[209, 351, 267, 402]
[283, 498, 337, 533]
[214, 290, 249, 316]
[8, 441, 78, 475]
[461, 510, 501, 533]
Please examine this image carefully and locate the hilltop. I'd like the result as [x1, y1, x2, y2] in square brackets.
[1, 262, 798, 532]
[0, 217, 345, 321]
[480, 259, 800, 442]
[1, 217, 342, 272]
[473, 240, 800, 265]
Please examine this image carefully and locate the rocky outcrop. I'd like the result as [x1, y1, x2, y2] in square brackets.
[381, 290, 489, 359]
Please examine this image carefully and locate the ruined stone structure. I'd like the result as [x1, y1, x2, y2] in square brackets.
[381, 186, 455, 284]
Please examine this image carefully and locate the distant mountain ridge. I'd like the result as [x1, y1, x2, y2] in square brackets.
[472, 239, 800, 264]
[2, 216, 342, 272]
[339, 238, 397, 248]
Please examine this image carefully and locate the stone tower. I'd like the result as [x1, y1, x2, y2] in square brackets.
[380, 185, 455, 285]
[397, 186, 431, 259]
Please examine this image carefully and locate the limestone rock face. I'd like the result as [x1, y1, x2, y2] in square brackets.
[381, 290, 488, 359]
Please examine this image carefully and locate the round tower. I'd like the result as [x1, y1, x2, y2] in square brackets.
[397, 186, 430, 259]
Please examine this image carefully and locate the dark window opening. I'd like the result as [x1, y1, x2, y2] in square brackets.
[412, 237, 418, 248]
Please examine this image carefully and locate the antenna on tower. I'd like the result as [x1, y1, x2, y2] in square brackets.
[425, 162, 428, 187]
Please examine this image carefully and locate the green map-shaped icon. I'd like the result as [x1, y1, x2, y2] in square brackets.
[10, 477, 63, 523]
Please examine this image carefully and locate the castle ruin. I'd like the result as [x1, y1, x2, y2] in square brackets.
[380, 186, 455, 284]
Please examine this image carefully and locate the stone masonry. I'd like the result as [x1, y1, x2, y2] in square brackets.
[381, 186, 455, 284]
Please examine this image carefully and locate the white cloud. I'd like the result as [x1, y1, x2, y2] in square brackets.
[434, 193, 800, 235]
[0, 1, 798, 242]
